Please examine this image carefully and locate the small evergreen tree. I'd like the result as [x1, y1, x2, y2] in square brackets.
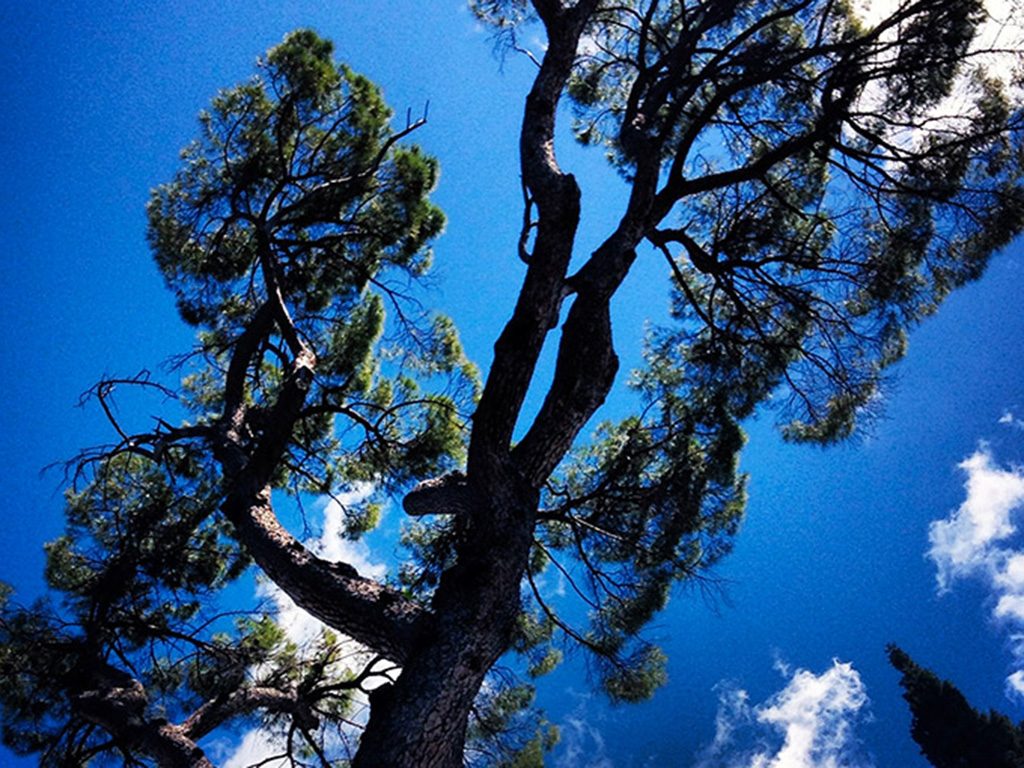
[889, 645, 1024, 768]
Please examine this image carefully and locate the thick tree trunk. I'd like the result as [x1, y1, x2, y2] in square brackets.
[353, 474, 536, 767]
[216, 7, 612, 766]
[348, 9, 606, 765]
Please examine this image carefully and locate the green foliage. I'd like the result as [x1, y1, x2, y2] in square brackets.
[884, 0, 983, 110]
[478, 0, 1024, 718]
[397, 517, 459, 595]
[148, 31, 443, 328]
[551, 0, 1024, 443]
[602, 645, 668, 704]
[147, 28, 474, 502]
[0, 29, 466, 766]
[888, 645, 1024, 767]
[0, 599, 77, 759]
[464, 679, 560, 768]
[468, 0, 535, 36]
[509, 609, 561, 679]
[45, 452, 245, 639]
[531, 339, 749, 700]
[527, 647, 563, 679]
[4, 4, 1024, 764]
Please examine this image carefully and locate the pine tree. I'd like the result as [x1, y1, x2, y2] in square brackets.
[889, 645, 1024, 768]
[2, 1, 1023, 764]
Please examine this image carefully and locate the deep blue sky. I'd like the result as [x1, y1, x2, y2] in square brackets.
[2, 3, 1023, 766]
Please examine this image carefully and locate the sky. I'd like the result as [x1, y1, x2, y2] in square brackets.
[1, 2, 1023, 766]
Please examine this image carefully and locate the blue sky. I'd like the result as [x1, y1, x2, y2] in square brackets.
[2, 3, 1023, 766]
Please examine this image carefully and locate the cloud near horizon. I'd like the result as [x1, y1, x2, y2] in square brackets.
[698, 659, 872, 768]
[927, 444, 1024, 697]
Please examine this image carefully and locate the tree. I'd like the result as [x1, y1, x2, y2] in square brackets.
[1, 1, 1022, 765]
[889, 645, 1024, 767]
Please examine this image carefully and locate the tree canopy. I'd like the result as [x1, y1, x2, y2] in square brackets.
[2, 2, 1023, 766]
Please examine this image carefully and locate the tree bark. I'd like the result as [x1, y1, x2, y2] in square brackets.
[222, 485, 426, 665]
[351, 6, 603, 765]
[71, 660, 215, 768]
[353, 469, 537, 767]
[209, 6, 630, 765]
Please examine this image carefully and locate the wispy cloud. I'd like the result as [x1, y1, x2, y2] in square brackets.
[927, 445, 1024, 697]
[698, 660, 872, 768]
[554, 694, 615, 768]
[220, 487, 391, 767]
[999, 410, 1024, 431]
[222, 729, 289, 768]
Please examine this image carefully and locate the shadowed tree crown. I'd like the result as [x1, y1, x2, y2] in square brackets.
[889, 645, 1024, 768]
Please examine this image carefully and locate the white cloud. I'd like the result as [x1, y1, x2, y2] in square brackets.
[928, 447, 1024, 589]
[221, 488, 392, 767]
[699, 660, 872, 768]
[995, 551, 1024, 591]
[1007, 670, 1024, 700]
[755, 662, 869, 768]
[1000, 411, 1024, 431]
[318, 484, 387, 572]
[223, 730, 288, 768]
[927, 445, 1024, 698]
[995, 593, 1024, 621]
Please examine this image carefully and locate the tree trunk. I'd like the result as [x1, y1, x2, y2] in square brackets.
[353, 477, 536, 767]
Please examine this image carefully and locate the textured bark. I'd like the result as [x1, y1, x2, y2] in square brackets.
[354, 469, 537, 768]
[469, 1, 595, 459]
[351, 5, 613, 765]
[71, 661, 214, 768]
[182, 686, 319, 741]
[193, 17, 634, 754]
[208, 6, 644, 763]
[214, 301, 428, 666]
[72, 659, 328, 766]
[222, 487, 425, 664]
[197, 5, 689, 764]
[402, 472, 474, 517]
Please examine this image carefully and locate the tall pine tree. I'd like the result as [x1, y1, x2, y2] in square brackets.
[2, 1, 1023, 764]
[889, 645, 1024, 768]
